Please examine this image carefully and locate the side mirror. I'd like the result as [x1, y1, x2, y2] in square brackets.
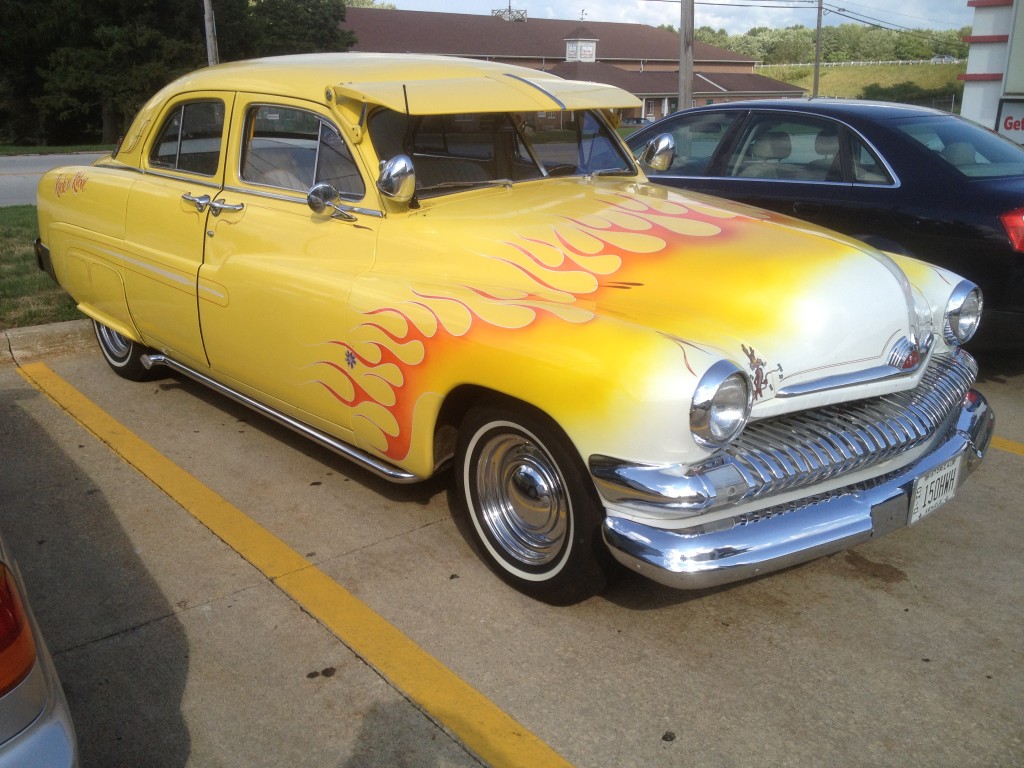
[307, 182, 341, 214]
[639, 133, 675, 172]
[377, 155, 416, 203]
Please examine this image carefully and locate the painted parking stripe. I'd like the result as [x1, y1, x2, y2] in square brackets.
[17, 362, 572, 768]
[991, 436, 1024, 457]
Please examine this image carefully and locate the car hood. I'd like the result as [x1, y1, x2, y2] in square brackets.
[374, 179, 923, 408]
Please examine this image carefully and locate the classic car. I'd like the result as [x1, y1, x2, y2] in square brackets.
[625, 100, 1024, 348]
[36, 54, 994, 604]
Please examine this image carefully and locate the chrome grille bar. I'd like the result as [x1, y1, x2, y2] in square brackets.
[725, 351, 977, 502]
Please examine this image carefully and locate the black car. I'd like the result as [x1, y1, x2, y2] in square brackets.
[627, 100, 1024, 347]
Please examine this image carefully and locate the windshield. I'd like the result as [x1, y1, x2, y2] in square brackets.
[368, 109, 634, 197]
[895, 115, 1024, 179]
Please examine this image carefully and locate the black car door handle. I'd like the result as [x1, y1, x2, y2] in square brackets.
[793, 202, 823, 216]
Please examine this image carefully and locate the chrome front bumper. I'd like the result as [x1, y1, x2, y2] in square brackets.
[600, 389, 994, 590]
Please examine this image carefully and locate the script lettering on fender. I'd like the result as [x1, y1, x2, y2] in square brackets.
[54, 171, 88, 198]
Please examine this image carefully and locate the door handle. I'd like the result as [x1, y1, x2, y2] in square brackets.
[182, 192, 211, 212]
[209, 198, 245, 216]
[793, 202, 823, 216]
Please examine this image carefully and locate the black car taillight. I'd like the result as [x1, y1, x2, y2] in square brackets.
[1000, 207, 1024, 252]
[0, 564, 37, 696]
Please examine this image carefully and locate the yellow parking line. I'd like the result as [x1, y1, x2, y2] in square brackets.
[17, 362, 572, 768]
[991, 435, 1024, 457]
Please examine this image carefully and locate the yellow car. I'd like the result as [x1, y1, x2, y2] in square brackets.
[36, 53, 994, 603]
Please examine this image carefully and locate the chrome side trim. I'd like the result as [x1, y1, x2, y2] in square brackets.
[140, 354, 419, 483]
[602, 388, 993, 589]
[220, 184, 384, 217]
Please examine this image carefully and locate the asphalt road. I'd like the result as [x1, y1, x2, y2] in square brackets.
[0, 153, 106, 206]
[1, 321, 1022, 767]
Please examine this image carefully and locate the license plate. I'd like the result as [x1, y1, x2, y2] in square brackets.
[910, 456, 962, 525]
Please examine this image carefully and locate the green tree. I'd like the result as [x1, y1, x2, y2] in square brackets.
[695, 26, 728, 48]
[244, 0, 354, 58]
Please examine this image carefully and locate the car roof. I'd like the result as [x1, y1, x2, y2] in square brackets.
[158, 52, 639, 113]
[675, 98, 950, 121]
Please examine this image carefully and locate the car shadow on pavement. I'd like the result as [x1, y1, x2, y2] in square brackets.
[0, 381, 191, 767]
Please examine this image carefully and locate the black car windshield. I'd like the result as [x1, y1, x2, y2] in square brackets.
[368, 108, 634, 196]
[895, 115, 1024, 179]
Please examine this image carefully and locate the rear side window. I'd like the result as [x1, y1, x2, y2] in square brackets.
[150, 101, 225, 176]
[240, 105, 364, 197]
[896, 115, 1024, 179]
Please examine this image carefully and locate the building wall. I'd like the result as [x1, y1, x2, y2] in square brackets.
[961, 0, 1022, 142]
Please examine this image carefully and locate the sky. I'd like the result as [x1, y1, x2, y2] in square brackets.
[384, 0, 974, 36]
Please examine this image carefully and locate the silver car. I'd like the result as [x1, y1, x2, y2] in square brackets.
[0, 532, 77, 766]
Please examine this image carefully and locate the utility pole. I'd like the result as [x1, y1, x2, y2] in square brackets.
[812, 0, 823, 97]
[203, 0, 220, 67]
[678, 0, 694, 112]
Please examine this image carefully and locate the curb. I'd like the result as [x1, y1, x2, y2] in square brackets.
[1, 319, 94, 367]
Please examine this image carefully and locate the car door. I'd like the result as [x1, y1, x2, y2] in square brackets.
[700, 111, 856, 228]
[198, 95, 378, 436]
[125, 93, 233, 366]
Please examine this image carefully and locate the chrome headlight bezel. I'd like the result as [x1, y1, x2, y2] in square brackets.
[943, 280, 983, 346]
[690, 360, 753, 449]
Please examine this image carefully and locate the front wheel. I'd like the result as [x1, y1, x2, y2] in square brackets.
[93, 320, 157, 381]
[455, 403, 615, 605]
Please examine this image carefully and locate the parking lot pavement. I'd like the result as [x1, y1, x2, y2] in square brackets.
[2, 324, 1023, 767]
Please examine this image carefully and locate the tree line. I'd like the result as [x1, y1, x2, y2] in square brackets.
[1, 2, 968, 148]
[695, 23, 969, 66]
[0, 0, 398, 146]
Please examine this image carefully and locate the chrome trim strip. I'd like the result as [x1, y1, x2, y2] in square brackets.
[776, 333, 932, 398]
[503, 74, 567, 109]
[220, 184, 384, 217]
[140, 354, 419, 483]
[602, 388, 993, 589]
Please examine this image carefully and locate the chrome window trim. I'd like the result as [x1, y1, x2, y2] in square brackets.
[221, 184, 383, 217]
[647, 108, 902, 189]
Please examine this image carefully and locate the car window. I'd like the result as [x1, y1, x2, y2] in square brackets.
[895, 115, 1024, 179]
[849, 133, 892, 185]
[724, 114, 847, 182]
[637, 112, 739, 177]
[150, 101, 226, 176]
[240, 105, 364, 197]
[368, 108, 633, 197]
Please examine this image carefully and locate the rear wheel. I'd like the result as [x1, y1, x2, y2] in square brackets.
[93, 320, 156, 381]
[455, 402, 614, 604]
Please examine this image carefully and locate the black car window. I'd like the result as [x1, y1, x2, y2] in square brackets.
[150, 101, 225, 176]
[636, 112, 738, 177]
[895, 115, 1024, 179]
[724, 114, 845, 182]
[849, 133, 893, 185]
[240, 105, 364, 198]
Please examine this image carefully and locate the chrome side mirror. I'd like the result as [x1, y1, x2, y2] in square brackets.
[307, 183, 356, 221]
[307, 182, 341, 214]
[639, 133, 675, 172]
[377, 155, 416, 203]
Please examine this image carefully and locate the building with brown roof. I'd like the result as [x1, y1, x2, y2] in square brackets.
[341, 8, 804, 120]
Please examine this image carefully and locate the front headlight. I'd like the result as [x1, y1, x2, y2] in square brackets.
[690, 360, 752, 448]
[944, 281, 983, 345]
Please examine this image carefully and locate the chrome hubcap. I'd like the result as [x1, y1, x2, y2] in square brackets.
[474, 432, 569, 567]
[97, 324, 132, 360]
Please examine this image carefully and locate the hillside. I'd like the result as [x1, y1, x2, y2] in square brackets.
[757, 62, 966, 111]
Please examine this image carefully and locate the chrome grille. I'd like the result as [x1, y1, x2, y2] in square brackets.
[725, 351, 977, 501]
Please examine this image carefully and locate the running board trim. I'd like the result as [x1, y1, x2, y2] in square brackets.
[140, 353, 420, 484]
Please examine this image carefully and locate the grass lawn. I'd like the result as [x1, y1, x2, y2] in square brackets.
[758, 62, 966, 101]
[0, 206, 81, 330]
